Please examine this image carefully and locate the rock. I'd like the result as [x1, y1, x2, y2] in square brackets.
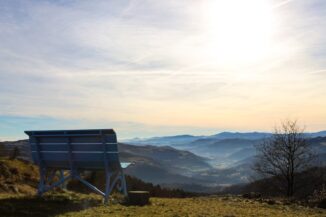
[242, 192, 261, 199]
[8, 185, 19, 193]
[127, 191, 150, 206]
[266, 199, 276, 205]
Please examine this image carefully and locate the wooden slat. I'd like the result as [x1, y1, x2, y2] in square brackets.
[31, 152, 119, 162]
[26, 129, 121, 170]
[30, 144, 118, 152]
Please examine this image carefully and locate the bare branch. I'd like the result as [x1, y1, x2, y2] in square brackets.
[253, 119, 316, 197]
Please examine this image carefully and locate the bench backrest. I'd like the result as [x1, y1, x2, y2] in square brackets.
[25, 129, 121, 170]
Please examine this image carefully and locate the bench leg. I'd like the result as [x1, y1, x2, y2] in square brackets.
[104, 172, 111, 204]
[121, 170, 128, 196]
[38, 166, 46, 196]
[59, 170, 66, 189]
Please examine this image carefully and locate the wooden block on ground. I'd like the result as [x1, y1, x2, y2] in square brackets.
[128, 191, 150, 206]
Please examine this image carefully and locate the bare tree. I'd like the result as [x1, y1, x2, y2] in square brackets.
[254, 120, 315, 197]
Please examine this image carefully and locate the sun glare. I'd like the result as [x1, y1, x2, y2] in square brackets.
[203, 0, 275, 66]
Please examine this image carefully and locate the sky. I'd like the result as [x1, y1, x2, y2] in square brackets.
[0, 0, 326, 140]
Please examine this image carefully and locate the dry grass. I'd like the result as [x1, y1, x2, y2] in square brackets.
[0, 192, 325, 217]
[0, 159, 325, 216]
[0, 159, 39, 194]
[63, 196, 326, 217]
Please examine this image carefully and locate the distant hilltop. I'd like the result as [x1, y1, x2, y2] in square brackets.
[123, 131, 326, 145]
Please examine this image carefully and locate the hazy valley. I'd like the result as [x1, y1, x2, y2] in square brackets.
[2, 131, 326, 193]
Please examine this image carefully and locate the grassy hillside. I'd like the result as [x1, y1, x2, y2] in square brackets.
[0, 159, 325, 216]
[0, 192, 325, 217]
[0, 158, 38, 194]
[0, 158, 195, 198]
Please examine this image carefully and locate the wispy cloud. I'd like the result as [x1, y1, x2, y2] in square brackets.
[272, 0, 295, 9]
[0, 0, 326, 139]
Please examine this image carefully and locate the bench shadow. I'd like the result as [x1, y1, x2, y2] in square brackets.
[0, 193, 102, 217]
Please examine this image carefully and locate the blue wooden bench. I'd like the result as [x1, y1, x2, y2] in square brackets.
[25, 129, 128, 203]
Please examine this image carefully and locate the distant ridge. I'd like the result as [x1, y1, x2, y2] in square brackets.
[211, 132, 271, 140]
[125, 131, 326, 145]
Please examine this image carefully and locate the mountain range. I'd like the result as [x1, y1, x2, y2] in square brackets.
[1, 131, 326, 192]
[122, 132, 269, 169]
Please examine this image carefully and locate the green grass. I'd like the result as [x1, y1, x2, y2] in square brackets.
[0, 192, 324, 217]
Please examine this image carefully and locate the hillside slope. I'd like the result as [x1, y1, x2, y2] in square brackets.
[0, 140, 215, 190]
[0, 159, 38, 194]
[0, 159, 325, 216]
[0, 193, 324, 217]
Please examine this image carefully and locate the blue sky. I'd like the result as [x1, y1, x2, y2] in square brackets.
[0, 0, 326, 141]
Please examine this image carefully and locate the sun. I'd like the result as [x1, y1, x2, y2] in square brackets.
[202, 0, 275, 67]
